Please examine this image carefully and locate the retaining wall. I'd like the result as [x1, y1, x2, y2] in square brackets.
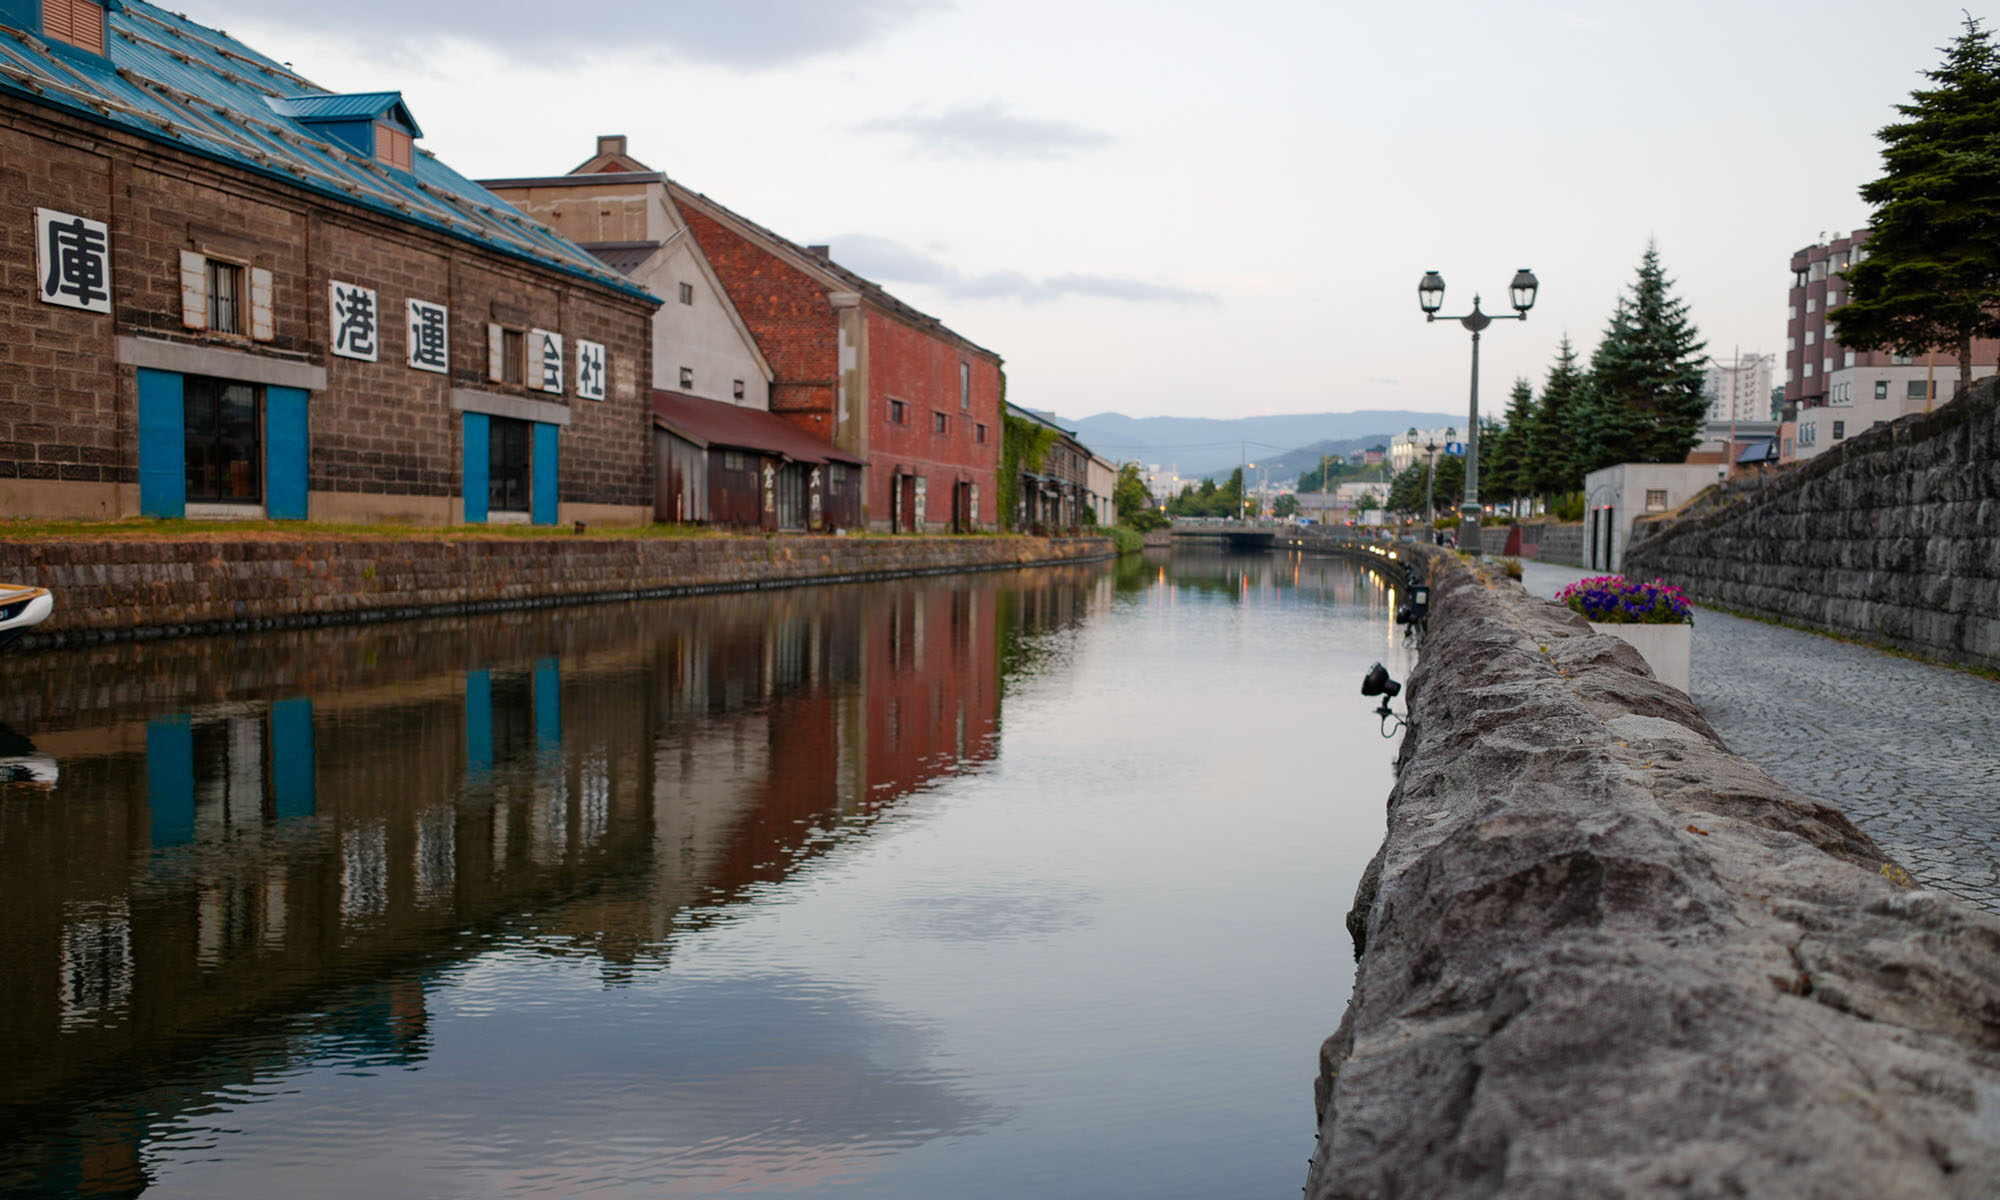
[1307, 551, 2000, 1198]
[1623, 379, 2000, 670]
[0, 534, 1112, 647]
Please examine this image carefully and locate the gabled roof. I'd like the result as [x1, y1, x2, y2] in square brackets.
[270, 90, 422, 136]
[653, 390, 862, 465]
[1005, 402, 1077, 437]
[666, 180, 1002, 363]
[0, 2, 651, 304]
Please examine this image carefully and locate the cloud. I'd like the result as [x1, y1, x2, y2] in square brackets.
[861, 100, 1113, 160]
[1367, 377, 1401, 386]
[831, 235, 1217, 306]
[194, 0, 943, 67]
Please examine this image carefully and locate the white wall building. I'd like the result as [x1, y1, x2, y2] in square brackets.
[1389, 426, 1458, 474]
[1086, 453, 1118, 526]
[1704, 353, 1774, 423]
[1580, 462, 1730, 573]
[1795, 359, 1998, 460]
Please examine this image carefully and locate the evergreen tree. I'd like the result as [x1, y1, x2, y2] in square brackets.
[1529, 337, 1588, 498]
[1582, 242, 1708, 469]
[1483, 379, 1534, 505]
[1838, 16, 2000, 400]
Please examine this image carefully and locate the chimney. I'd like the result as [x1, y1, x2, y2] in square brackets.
[597, 134, 627, 159]
[806, 244, 831, 261]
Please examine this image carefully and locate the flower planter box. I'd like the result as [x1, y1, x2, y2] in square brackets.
[1589, 621, 1691, 694]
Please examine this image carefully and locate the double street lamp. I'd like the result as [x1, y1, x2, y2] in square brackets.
[1406, 425, 1454, 534]
[1417, 267, 1538, 556]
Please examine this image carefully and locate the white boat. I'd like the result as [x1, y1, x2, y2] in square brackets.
[0, 584, 53, 650]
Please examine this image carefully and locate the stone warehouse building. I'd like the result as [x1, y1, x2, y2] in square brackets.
[486, 139, 1004, 534]
[1, 0, 658, 526]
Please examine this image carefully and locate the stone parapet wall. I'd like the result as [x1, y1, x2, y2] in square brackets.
[1307, 553, 2000, 1198]
[1624, 379, 2000, 670]
[0, 534, 1111, 647]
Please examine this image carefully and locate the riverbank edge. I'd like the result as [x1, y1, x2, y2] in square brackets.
[1307, 548, 2000, 1198]
[0, 534, 1114, 650]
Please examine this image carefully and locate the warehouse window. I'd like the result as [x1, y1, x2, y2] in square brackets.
[376, 125, 413, 171]
[184, 376, 261, 504]
[488, 417, 530, 513]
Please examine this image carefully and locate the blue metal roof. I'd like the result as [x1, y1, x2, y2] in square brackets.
[271, 90, 422, 136]
[0, 2, 652, 305]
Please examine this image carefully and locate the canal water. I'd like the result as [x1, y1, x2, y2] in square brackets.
[0, 549, 1413, 1199]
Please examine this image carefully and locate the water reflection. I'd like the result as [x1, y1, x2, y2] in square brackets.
[0, 551, 1404, 1198]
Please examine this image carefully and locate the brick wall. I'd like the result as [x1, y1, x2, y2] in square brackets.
[866, 309, 1001, 528]
[0, 533, 1114, 645]
[2, 97, 657, 521]
[678, 206, 839, 430]
[1623, 379, 2000, 670]
[0, 111, 124, 499]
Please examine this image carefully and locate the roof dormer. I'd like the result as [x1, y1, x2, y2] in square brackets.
[269, 91, 424, 171]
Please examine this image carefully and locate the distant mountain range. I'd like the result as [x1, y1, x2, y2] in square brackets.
[1051, 410, 1460, 482]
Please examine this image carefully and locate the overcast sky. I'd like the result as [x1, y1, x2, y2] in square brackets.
[190, 0, 1985, 423]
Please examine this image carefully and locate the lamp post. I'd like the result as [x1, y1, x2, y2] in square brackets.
[1424, 427, 1451, 536]
[1417, 267, 1538, 556]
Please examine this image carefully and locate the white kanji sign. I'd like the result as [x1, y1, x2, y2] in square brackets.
[533, 328, 563, 393]
[329, 280, 379, 361]
[407, 298, 449, 373]
[35, 208, 111, 313]
[575, 339, 606, 401]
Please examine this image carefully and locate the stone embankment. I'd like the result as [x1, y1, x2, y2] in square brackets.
[0, 533, 1112, 647]
[1308, 550, 2000, 1199]
[1624, 378, 2000, 671]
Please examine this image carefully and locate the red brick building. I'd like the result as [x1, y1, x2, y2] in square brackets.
[530, 142, 1005, 532]
[1, 1, 657, 526]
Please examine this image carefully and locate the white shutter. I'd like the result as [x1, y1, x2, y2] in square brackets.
[249, 267, 273, 341]
[179, 250, 208, 330]
[487, 323, 504, 382]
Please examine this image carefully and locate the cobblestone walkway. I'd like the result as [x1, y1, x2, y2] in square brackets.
[1520, 560, 2000, 914]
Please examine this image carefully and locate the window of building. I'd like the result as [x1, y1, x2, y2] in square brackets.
[1786, 336, 1796, 352]
[890, 399, 908, 424]
[1794, 269, 1808, 288]
[1844, 350, 1855, 368]
[1804, 330, 1815, 345]
[207, 259, 244, 335]
[1874, 380, 1889, 399]
[1907, 379, 1931, 399]
[678, 282, 693, 305]
[42, 0, 105, 54]
[679, 366, 693, 390]
[504, 329, 524, 383]
[488, 417, 530, 513]
[1787, 305, 1797, 320]
[1804, 362, 1814, 377]
[1891, 353, 1914, 365]
[376, 125, 413, 171]
[732, 379, 745, 400]
[959, 362, 971, 411]
[1806, 297, 1817, 313]
[723, 450, 746, 472]
[1809, 261, 1827, 281]
[1823, 356, 1832, 374]
[1644, 489, 1668, 512]
[184, 376, 261, 503]
[975, 423, 988, 444]
[1784, 438, 1792, 455]
[933, 411, 949, 434]
[1832, 421, 1846, 440]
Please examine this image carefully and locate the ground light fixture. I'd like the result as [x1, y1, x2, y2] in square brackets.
[1416, 267, 1539, 557]
[1361, 662, 1408, 737]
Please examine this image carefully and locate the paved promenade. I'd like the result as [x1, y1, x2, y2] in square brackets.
[1521, 560, 2000, 914]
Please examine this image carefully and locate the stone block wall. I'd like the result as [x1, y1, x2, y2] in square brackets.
[1308, 553, 2000, 1198]
[1623, 379, 2000, 671]
[0, 534, 1111, 646]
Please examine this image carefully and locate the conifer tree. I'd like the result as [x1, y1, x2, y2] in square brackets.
[1581, 242, 1708, 469]
[1483, 378, 1535, 506]
[1528, 336, 1588, 498]
[1838, 16, 2000, 400]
